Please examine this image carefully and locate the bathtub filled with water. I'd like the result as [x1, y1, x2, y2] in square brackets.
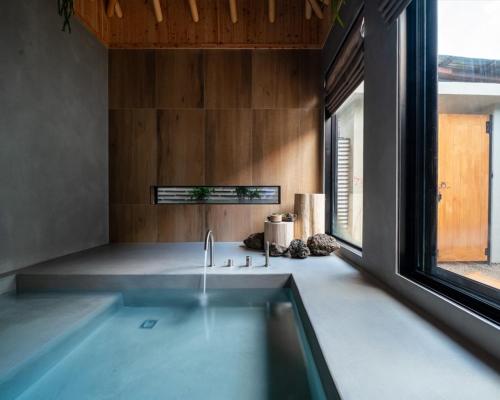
[14, 289, 328, 400]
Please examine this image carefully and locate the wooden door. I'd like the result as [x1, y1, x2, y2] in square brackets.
[437, 114, 490, 262]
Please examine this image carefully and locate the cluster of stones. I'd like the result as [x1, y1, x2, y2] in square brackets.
[243, 233, 340, 259]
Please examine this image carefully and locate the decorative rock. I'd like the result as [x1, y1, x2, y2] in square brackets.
[243, 232, 264, 250]
[269, 242, 288, 257]
[307, 234, 340, 256]
[288, 239, 310, 259]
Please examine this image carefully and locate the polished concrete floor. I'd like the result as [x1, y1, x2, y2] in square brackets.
[439, 263, 500, 289]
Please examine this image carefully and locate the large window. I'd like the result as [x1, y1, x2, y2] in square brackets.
[325, 11, 365, 250]
[402, 0, 500, 322]
[330, 84, 364, 248]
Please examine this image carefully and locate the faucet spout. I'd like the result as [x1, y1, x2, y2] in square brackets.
[204, 230, 215, 267]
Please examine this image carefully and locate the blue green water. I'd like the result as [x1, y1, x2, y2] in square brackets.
[16, 289, 327, 400]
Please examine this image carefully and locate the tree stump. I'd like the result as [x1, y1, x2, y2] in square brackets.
[264, 221, 294, 248]
[293, 193, 325, 241]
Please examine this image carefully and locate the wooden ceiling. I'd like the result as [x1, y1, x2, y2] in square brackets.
[75, 0, 333, 48]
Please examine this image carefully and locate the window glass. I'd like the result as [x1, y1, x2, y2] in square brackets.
[436, 0, 500, 291]
[332, 83, 364, 248]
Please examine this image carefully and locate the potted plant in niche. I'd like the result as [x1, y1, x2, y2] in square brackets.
[189, 187, 214, 202]
[235, 186, 251, 202]
[235, 187, 262, 202]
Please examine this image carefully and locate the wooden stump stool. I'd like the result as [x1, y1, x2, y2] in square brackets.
[264, 221, 294, 248]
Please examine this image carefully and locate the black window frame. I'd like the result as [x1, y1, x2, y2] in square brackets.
[400, 0, 500, 324]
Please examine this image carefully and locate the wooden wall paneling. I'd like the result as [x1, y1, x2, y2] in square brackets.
[110, 204, 158, 242]
[206, 205, 253, 242]
[250, 206, 280, 235]
[252, 109, 303, 213]
[205, 109, 253, 185]
[109, 109, 157, 204]
[299, 108, 322, 192]
[109, 50, 156, 108]
[252, 50, 301, 108]
[156, 50, 205, 108]
[109, 49, 323, 243]
[158, 205, 206, 242]
[205, 51, 252, 109]
[299, 50, 322, 109]
[158, 109, 205, 185]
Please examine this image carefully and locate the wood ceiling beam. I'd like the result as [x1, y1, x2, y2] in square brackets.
[188, 0, 200, 22]
[229, 0, 238, 24]
[269, 0, 276, 23]
[307, 0, 324, 19]
[152, 0, 163, 23]
[115, 0, 123, 19]
[107, 0, 118, 17]
[305, 0, 312, 19]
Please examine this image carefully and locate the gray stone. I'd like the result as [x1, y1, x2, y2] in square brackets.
[288, 239, 310, 259]
[243, 232, 264, 250]
[307, 234, 340, 256]
[269, 242, 288, 257]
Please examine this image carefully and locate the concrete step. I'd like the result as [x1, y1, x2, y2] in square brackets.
[0, 293, 122, 400]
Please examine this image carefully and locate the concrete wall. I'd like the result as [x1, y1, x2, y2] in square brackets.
[323, 1, 500, 359]
[0, 1, 108, 279]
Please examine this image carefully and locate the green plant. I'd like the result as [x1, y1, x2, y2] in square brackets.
[235, 187, 261, 200]
[189, 187, 214, 201]
[247, 188, 262, 200]
[58, 0, 74, 33]
[331, 0, 347, 28]
[235, 187, 250, 199]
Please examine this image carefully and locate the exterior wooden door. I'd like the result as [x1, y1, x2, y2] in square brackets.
[437, 114, 490, 262]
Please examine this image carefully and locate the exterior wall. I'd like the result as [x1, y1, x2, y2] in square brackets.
[0, 1, 108, 280]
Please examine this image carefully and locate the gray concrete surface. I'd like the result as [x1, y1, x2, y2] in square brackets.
[0, 0, 108, 276]
[16, 243, 500, 400]
[0, 293, 121, 400]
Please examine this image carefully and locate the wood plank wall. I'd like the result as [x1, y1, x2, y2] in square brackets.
[75, 0, 332, 48]
[109, 49, 322, 242]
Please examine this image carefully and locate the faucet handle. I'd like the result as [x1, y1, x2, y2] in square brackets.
[265, 241, 270, 267]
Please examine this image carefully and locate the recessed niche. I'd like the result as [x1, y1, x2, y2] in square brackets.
[153, 186, 280, 205]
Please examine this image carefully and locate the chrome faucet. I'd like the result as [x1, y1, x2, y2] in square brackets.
[265, 241, 270, 267]
[204, 230, 215, 267]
